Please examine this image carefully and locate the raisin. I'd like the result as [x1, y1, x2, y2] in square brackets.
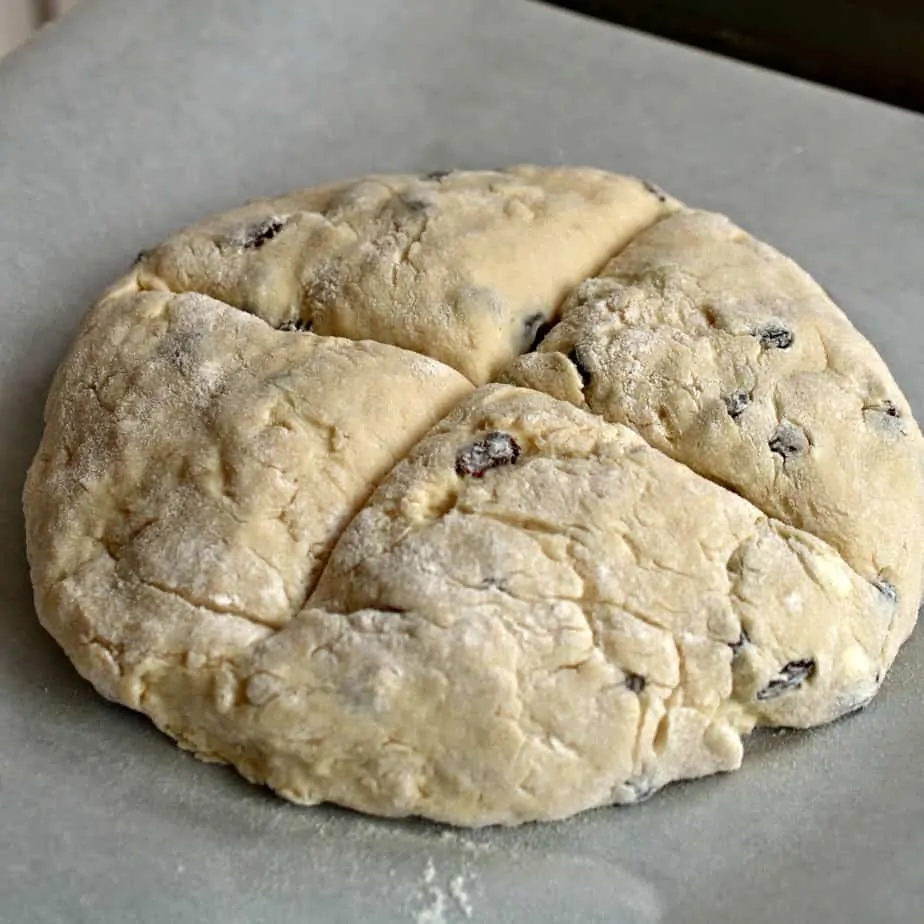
[864, 399, 901, 418]
[881, 400, 900, 418]
[625, 673, 646, 694]
[134, 248, 149, 265]
[756, 659, 816, 701]
[642, 179, 668, 203]
[401, 196, 429, 213]
[724, 391, 751, 420]
[768, 422, 807, 459]
[872, 578, 898, 604]
[240, 216, 287, 250]
[522, 312, 554, 352]
[424, 170, 453, 181]
[528, 321, 556, 352]
[702, 304, 719, 328]
[455, 431, 521, 478]
[567, 347, 592, 389]
[729, 627, 751, 656]
[863, 400, 906, 435]
[277, 318, 312, 332]
[755, 323, 794, 350]
[480, 576, 507, 591]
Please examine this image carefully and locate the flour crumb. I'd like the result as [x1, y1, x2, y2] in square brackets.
[414, 858, 447, 924]
[449, 874, 473, 919]
[415, 892, 446, 924]
[410, 859, 476, 923]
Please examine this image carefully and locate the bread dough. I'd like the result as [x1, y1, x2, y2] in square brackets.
[25, 287, 471, 694]
[503, 209, 924, 667]
[23, 167, 924, 826]
[135, 166, 677, 383]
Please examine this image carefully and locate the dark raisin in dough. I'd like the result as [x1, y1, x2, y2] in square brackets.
[240, 217, 287, 250]
[455, 431, 521, 478]
[769, 422, 808, 459]
[863, 400, 907, 436]
[724, 391, 751, 420]
[642, 179, 668, 203]
[400, 195, 429, 213]
[756, 659, 816, 701]
[864, 399, 901, 419]
[480, 576, 507, 591]
[277, 318, 312, 332]
[625, 673, 646, 694]
[873, 579, 898, 604]
[424, 170, 453, 181]
[567, 347, 592, 388]
[755, 323, 794, 350]
[521, 312, 555, 352]
[881, 400, 900, 418]
[527, 320, 556, 353]
[729, 627, 751, 656]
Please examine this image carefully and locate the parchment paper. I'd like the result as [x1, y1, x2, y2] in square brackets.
[1, 2, 922, 920]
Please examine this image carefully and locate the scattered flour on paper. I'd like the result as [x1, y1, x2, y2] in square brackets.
[449, 874, 474, 919]
[414, 859, 447, 924]
[412, 858, 476, 923]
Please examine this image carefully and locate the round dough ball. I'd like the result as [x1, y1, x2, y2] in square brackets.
[24, 167, 924, 826]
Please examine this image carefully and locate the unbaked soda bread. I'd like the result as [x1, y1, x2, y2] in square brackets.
[24, 167, 924, 826]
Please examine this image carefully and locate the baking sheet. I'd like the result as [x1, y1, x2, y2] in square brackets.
[1, 1, 922, 921]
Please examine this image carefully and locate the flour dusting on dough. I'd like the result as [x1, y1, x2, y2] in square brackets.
[23, 167, 924, 828]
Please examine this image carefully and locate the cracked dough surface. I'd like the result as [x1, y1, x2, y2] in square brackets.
[24, 166, 924, 826]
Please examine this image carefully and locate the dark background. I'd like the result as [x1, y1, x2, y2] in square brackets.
[540, 0, 924, 113]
